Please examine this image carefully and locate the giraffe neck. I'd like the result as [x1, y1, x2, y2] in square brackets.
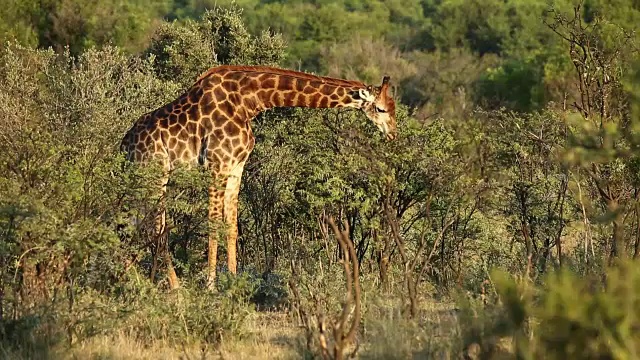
[197, 67, 368, 123]
[253, 74, 365, 111]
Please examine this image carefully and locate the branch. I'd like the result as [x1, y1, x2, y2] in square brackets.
[327, 216, 361, 360]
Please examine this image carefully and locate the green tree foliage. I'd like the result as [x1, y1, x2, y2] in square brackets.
[0, 0, 171, 54]
[0, 1, 41, 47]
[144, 4, 285, 88]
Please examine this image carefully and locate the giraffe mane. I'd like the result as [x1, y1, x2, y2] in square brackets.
[195, 65, 366, 88]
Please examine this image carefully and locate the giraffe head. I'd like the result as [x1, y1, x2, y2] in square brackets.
[354, 76, 397, 140]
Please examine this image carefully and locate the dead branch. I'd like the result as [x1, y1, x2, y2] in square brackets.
[384, 189, 456, 318]
[287, 215, 362, 360]
[325, 216, 361, 360]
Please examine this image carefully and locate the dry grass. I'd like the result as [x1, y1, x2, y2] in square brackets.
[0, 295, 465, 360]
[63, 335, 203, 360]
[217, 312, 301, 360]
[0, 312, 302, 360]
[358, 297, 461, 359]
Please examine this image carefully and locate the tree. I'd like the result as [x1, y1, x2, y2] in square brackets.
[545, 1, 639, 262]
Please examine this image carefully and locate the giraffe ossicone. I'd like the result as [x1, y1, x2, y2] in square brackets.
[121, 65, 397, 290]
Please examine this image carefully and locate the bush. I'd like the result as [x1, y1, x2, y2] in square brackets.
[536, 261, 640, 359]
[145, 4, 285, 89]
[459, 260, 640, 359]
[0, 275, 257, 357]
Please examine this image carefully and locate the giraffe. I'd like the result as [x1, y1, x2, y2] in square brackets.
[120, 65, 397, 290]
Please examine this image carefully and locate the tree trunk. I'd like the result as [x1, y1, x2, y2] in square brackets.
[608, 199, 627, 263]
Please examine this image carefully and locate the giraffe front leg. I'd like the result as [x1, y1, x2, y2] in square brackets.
[223, 161, 246, 275]
[207, 175, 226, 290]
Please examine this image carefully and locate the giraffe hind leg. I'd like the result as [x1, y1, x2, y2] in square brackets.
[154, 163, 180, 290]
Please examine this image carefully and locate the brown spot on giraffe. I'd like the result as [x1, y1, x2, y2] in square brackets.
[319, 85, 334, 96]
[224, 121, 240, 138]
[120, 65, 397, 290]
[231, 137, 241, 148]
[277, 77, 295, 91]
[201, 92, 215, 114]
[271, 91, 284, 107]
[283, 91, 296, 106]
[309, 93, 322, 107]
[201, 116, 214, 133]
[262, 77, 276, 89]
[232, 146, 245, 158]
[222, 81, 239, 93]
[257, 90, 273, 104]
[228, 92, 242, 106]
[155, 107, 170, 118]
[188, 105, 200, 121]
[189, 87, 203, 103]
[219, 101, 234, 118]
[168, 137, 178, 149]
[295, 79, 307, 92]
[213, 87, 227, 102]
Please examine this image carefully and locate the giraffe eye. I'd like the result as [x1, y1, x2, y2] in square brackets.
[375, 106, 387, 113]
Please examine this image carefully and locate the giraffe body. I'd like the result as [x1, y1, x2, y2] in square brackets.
[121, 65, 397, 289]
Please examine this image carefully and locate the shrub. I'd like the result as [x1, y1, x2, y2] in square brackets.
[145, 3, 286, 89]
[458, 260, 640, 359]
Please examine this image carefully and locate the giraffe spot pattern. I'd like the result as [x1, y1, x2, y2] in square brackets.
[228, 92, 242, 105]
[201, 117, 214, 133]
[213, 87, 227, 102]
[221, 138, 233, 153]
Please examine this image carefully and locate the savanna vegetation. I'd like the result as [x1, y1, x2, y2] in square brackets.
[1, 0, 640, 358]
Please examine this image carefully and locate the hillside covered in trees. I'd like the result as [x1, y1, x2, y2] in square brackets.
[1, 0, 640, 358]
